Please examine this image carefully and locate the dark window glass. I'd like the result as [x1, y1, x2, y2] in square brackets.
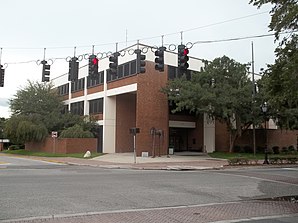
[58, 83, 69, 96]
[70, 101, 84, 116]
[87, 71, 104, 88]
[124, 63, 129, 76]
[117, 65, 123, 78]
[168, 65, 193, 80]
[89, 98, 103, 114]
[71, 78, 85, 92]
[130, 60, 136, 74]
[106, 59, 137, 83]
[61, 104, 69, 114]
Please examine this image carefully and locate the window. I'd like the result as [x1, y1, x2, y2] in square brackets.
[70, 101, 84, 116]
[89, 98, 103, 114]
[71, 78, 85, 92]
[61, 104, 69, 114]
[87, 71, 104, 88]
[107, 59, 137, 82]
[168, 65, 192, 80]
[58, 83, 69, 96]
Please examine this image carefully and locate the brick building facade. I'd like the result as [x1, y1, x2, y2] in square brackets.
[52, 43, 297, 155]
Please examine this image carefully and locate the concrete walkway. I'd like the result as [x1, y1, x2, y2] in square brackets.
[27, 152, 228, 170]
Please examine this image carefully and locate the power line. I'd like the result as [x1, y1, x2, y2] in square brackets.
[0, 11, 270, 50]
[3, 31, 287, 66]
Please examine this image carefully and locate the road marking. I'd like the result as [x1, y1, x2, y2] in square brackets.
[0, 161, 9, 165]
[214, 171, 298, 186]
[283, 167, 298, 171]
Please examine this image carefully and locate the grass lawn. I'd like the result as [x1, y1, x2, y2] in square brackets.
[1, 149, 103, 159]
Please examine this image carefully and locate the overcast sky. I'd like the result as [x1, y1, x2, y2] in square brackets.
[0, 0, 276, 118]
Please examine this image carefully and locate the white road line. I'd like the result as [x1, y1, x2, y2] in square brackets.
[214, 172, 298, 187]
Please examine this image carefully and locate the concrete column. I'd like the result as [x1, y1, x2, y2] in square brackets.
[103, 96, 116, 153]
[84, 77, 89, 116]
[203, 113, 215, 153]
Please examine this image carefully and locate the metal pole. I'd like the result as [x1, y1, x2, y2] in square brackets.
[251, 42, 256, 157]
[152, 133, 156, 158]
[133, 134, 136, 164]
[263, 117, 269, 164]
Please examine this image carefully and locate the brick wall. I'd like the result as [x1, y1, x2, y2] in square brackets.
[25, 137, 97, 154]
[215, 121, 230, 152]
[116, 93, 136, 153]
[87, 85, 104, 94]
[215, 121, 298, 151]
[71, 90, 84, 98]
[135, 61, 169, 156]
[107, 76, 138, 90]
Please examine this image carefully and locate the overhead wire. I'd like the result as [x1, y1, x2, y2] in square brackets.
[0, 11, 270, 51]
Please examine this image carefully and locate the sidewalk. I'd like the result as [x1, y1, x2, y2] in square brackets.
[40, 152, 228, 171]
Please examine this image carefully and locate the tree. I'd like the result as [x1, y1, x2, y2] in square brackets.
[60, 124, 94, 138]
[9, 81, 64, 131]
[5, 81, 97, 144]
[4, 115, 48, 144]
[164, 56, 262, 152]
[250, 0, 298, 129]
[249, 0, 298, 41]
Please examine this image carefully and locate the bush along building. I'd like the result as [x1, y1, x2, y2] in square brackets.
[52, 43, 297, 156]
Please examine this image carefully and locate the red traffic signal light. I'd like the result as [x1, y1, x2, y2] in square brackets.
[183, 48, 189, 56]
[92, 57, 98, 65]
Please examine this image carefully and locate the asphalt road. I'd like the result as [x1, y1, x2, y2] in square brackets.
[0, 155, 297, 222]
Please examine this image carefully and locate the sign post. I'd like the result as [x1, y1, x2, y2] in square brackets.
[51, 131, 58, 154]
[129, 128, 140, 164]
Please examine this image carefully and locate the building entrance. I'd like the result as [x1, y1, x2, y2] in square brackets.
[169, 127, 203, 153]
[169, 128, 189, 152]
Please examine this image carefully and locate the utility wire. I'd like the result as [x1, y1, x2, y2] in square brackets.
[4, 31, 288, 65]
[1, 11, 270, 50]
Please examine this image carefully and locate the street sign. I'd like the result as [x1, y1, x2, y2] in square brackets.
[51, 131, 58, 138]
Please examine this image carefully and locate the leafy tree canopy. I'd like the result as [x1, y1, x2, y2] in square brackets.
[250, 0, 298, 129]
[5, 81, 97, 143]
[164, 56, 263, 151]
[249, 0, 298, 42]
[60, 124, 94, 138]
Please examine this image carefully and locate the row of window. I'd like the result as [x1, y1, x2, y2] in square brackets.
[58, 83, 69, 96]
[58, 60, 137, 96]
[68, 99, 104, 116]
[107, 60, 137, 82]
[58, 63, 193, 96]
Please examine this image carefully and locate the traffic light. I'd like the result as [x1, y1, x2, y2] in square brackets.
[0, 65, 4, 87]
[109, 52, 119, 76]
[41, 60, 50, 82]
[88, 55, 99, 78]
[135, 49, 146, 74]
[178, 44, 189, 73]
[68, 57, 79, 82]
[154, 46, 166, 72]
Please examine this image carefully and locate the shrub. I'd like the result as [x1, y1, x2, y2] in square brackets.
[60, 124, 94, 138]
[228, 157, 249, 165]
[8, 145, 25, 150]
[243, 145, 253, 153]
[288, 145, 296, 153]
[272, 146, 280, 154]
[256, 146, 264, 154]
[281, 146, 289, 154]
[233, 145, 242, 153]
[267, 147, 273, 154]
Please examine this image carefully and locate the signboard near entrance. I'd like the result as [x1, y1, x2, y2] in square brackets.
[51, 131, 58, 138]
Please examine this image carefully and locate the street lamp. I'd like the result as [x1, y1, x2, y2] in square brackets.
[261, 102, 269, 164]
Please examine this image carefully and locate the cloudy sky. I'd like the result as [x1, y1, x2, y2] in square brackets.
[0, 0, 276, 118]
